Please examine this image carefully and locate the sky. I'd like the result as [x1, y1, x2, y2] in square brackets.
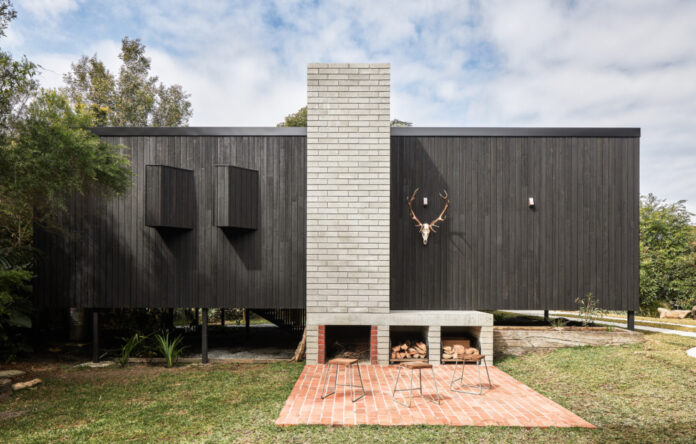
[5, 0, 696, 212]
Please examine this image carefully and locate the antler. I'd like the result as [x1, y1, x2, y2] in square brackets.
[406, 188, 423, 228]
[429, 190, 450, 232]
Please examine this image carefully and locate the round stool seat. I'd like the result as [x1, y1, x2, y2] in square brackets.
[400, 361, 432, 370]
[458, 354, 484, 362]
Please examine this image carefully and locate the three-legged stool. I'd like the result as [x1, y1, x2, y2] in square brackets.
[320, 358, 365, 402]
[392, 361, 440, 407]
[450, 354, 492, 395]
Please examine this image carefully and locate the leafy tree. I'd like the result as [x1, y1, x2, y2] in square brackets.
[60, 55, 115, 126]
[0, 2, 133, 358]
[390, 119, 412, 127]
[277, 106, 307, 127]
[0, 266, 33, 359]
[639, 194, 696, 313]
[0, 2, 37, 134]
[278, 106, 412, 127]
[63, 37, 192, 127]
[1, 90, 132, 246]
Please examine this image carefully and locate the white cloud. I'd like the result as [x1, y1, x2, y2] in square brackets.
[21, 0, 80, 18]
[7, 0, 696, 211]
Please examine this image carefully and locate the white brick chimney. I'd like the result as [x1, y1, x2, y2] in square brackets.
[304, 63, 391, 364]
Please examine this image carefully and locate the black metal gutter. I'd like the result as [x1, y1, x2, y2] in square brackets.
[91, 127, 307, 136]
[390, 127, 640, 137]
[91, 126, 640, 138]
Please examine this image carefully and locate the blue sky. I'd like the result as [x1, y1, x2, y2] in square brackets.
[6, 0, 696, 212]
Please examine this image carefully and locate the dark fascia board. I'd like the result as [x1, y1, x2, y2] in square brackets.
[390, 127, 641, 138]
[91, 126, 640, 138]
[91, 127, 307, 136]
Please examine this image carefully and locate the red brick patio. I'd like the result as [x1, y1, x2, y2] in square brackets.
[276, 364, 594, 427]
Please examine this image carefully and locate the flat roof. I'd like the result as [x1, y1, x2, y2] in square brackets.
[92, 126, 640, 137]
[391, 127, 640, 137]
[92, 127, 306, 136]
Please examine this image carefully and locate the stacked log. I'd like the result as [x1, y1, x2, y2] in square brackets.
[390, 340, 428, 360]
[328, 341, 370, 360]
[441, 338, 478, 360]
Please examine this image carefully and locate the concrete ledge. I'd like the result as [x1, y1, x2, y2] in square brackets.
[494, 326, 644, 359]
[307, 310, 493, 327]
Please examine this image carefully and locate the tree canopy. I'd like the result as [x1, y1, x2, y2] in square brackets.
[0, 1, 134, 358]
[63, 37, 192, 127]
[277, 106, 307, 127]
[639, 194, 696, 312]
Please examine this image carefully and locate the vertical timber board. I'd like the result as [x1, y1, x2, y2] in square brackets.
[34, 135, 306, 309]
[390, 135, 639, 311]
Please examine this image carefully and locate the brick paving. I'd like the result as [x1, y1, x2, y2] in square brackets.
[276, 364, 594, 427]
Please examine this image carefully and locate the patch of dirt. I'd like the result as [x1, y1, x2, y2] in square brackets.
[0, 410, 28, 421]
[2, 360, 269, 386]
[495, 316, 595, 327]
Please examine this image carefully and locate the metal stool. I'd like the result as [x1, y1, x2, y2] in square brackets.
[450, 354, 492, 395]
[320, 358, 365, 402]
[392, 361, 440, 407]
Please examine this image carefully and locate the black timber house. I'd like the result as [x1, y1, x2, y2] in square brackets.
[34, 63, 640, 364]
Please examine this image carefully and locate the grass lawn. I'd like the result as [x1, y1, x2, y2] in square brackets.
[552, 312, 696, 332]
[1, 333, 695, 443]
[497, 309, 696, 332]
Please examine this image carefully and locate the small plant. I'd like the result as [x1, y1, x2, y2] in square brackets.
[575, 292, 605, 326]
[493, 312, 506, 324]
[551, 317, 567, 328]
[605, 325, 615, 332]
[154, 331, 186, 368]
[118, 333, 147, 367]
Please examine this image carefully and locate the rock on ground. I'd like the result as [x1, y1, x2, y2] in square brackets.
[75, 361, 114, 368]
[11, 378, 42, 391]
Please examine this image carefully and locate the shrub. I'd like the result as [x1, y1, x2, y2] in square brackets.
[639, 194, 696, 313]
[153, 331, 186, 367]
[575, 292, 604, 326]
[0, 265, 33, 361]
[118, 332, 147, 367]
[551, 317, 567, 328]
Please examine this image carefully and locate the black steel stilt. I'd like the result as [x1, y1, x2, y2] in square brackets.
[245, 308, 250, 340]
[92, 311, 99, 363]
[543, 310, 549, 323]
[220, 308, 225, 327]
[627, 310, 635, 330]
[202, 308, 209, 363]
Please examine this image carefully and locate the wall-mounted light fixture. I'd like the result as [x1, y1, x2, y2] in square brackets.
[528, 197, 535, 209]
[423, 196, 428, 207]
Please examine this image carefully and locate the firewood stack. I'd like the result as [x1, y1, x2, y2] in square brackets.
[441, 338, 479, 361]
[390, 339, 428, 360]
[441, 344, 479, 360]
[327, 341, 370, 360]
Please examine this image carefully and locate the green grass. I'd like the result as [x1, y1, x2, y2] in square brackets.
[496, 309, 696, 332]
[602, 310, 696, 326]
[1, 334, 695, 443]
[553, 312, 696, 332]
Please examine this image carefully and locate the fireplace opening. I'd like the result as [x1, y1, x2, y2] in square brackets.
[441, 326, 481, 363]
[389, 326, 429, 364]
[325, 325, 371, 362]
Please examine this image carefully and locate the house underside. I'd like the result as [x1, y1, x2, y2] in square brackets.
[34, 63, 640, 364]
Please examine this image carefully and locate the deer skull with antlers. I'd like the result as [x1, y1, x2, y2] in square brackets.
[407, 188, 450, 245]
